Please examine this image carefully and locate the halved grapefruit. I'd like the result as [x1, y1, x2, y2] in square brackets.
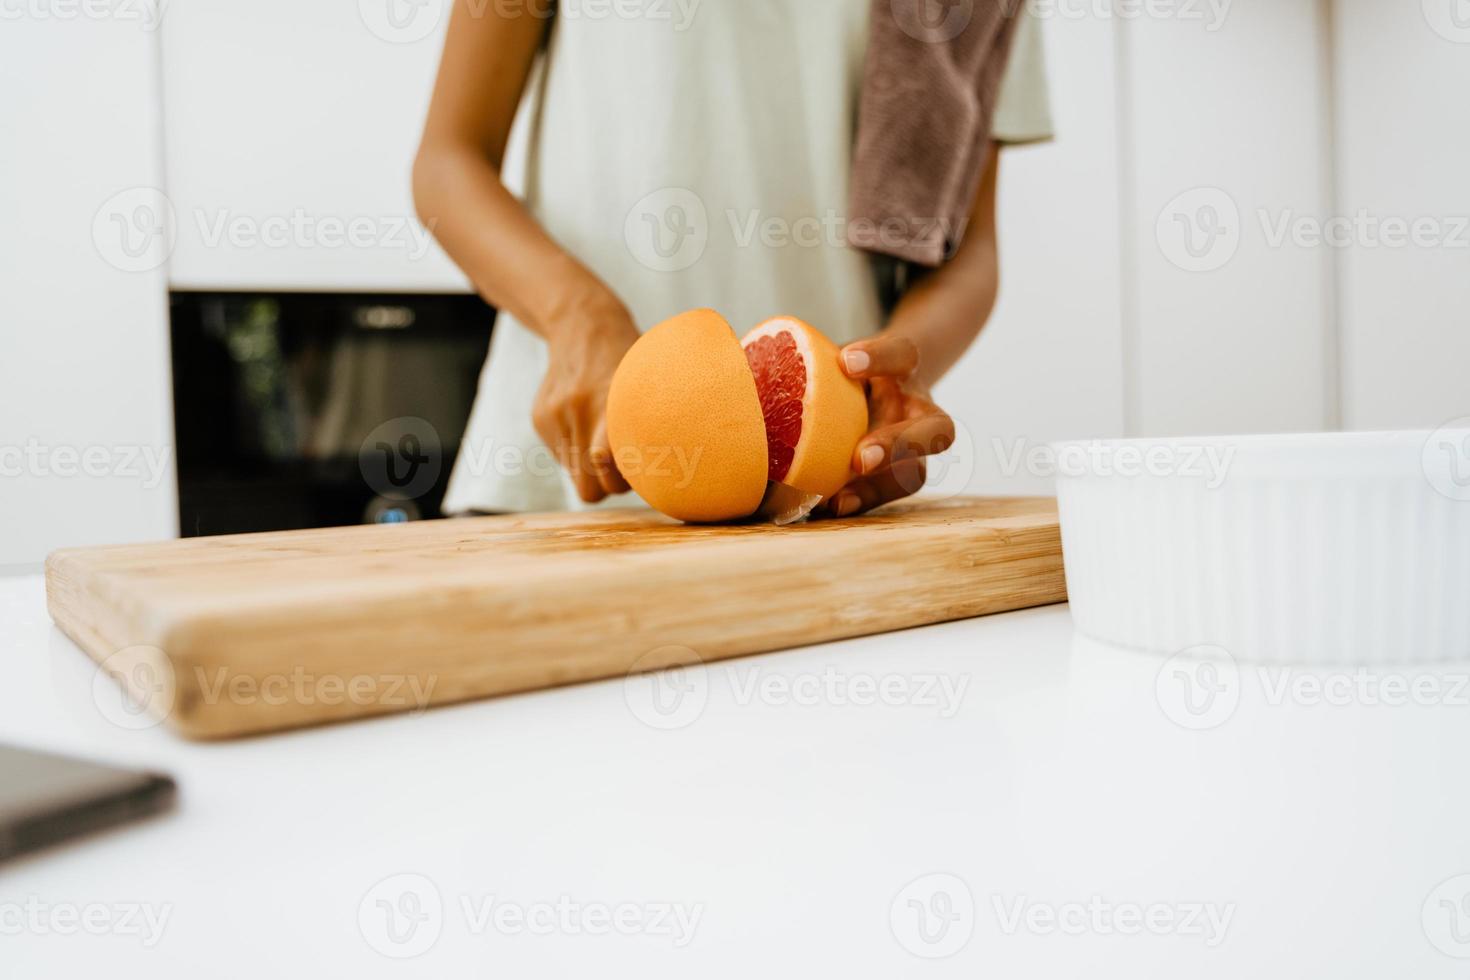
[606, 309, 868, 523]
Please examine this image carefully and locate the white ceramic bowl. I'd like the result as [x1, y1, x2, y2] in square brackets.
[1053, 429, 1470, 664]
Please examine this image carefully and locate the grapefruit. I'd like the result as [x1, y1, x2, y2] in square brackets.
[742, 316, 870, 507]
[606, 309, 868, 523]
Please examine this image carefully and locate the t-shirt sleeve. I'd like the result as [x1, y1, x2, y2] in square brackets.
[992, 10, 1055, 145]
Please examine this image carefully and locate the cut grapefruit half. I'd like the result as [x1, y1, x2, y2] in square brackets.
[606, 309, 868, 524]
[742, 317, 869, 523]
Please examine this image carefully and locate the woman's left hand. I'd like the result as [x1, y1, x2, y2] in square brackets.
[826, 334, 956, 518]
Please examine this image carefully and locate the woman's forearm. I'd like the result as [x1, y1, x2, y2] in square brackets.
[412, 144, 623, 341]
[880, 142, 1002, 389]
[412, 1, 625, 343]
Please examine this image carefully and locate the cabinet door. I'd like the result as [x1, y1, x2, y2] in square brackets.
[1121, 0, 1335, 437]
[1333, 0, 1470, 430]
[160, 0, 469, 291]
[1, 15, 176, 565]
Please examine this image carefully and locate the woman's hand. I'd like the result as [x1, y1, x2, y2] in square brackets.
[532, 295, 641, 503]
[826, 334, 956, 518]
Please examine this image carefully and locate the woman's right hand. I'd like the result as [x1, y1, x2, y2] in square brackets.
[532, 294, 641, 503]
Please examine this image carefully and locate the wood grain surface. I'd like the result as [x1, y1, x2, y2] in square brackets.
[45, 496, 1067, 739]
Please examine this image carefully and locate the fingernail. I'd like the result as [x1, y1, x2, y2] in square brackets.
[859, 444, 885, 473]
[833, 493, 859, 517]
[843, 349, 870, 375]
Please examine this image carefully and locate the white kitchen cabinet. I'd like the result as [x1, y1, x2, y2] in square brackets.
[1332, 0, 1470, 430]
[1119, 0, 1336, 437]
[0, 16, 176, 568]
[942, 13, 1128, 497]
[158, 0, 469, 291]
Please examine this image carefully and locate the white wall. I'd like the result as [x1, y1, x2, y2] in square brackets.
[0, 13, 176, 568]
[159, 0, 467, 291]
[1118, 0, 1335, 437]
[941, 11, 1126, 498]
[1332, 0, 1470, 430]
[955, 1, 1337, 498]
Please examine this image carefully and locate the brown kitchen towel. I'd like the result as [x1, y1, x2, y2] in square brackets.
[850, 0, 1023, 266]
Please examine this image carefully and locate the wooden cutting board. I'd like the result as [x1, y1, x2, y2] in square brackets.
[46, 496, 1065, 739]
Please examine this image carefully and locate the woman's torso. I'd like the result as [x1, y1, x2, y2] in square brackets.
[445, 0, 883, 514]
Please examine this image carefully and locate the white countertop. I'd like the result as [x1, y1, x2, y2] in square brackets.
[2, 570, 1468, 977]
